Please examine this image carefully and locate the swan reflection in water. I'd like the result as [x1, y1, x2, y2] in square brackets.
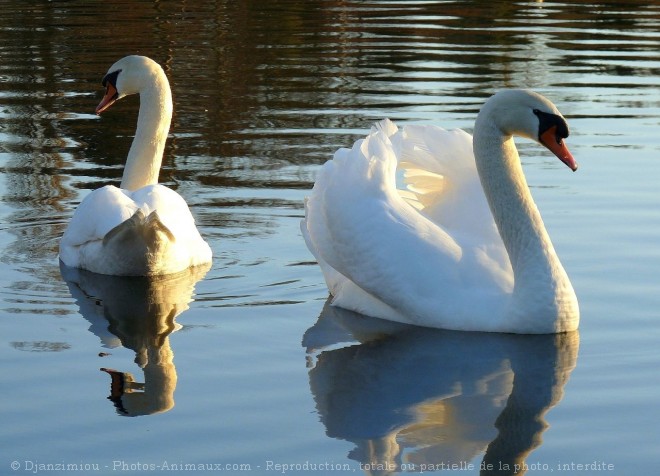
[304, 301, 579, 475]
[60, 262, 210, 417]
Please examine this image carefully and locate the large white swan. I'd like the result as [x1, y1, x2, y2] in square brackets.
[302, 89, 579, 334]
[59, 56, 212, 276]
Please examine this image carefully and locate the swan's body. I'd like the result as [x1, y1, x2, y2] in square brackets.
[59, 56, 211, 276]
[302, 90, 579, 334]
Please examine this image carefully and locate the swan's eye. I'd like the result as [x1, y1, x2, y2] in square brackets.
[533, 109, 569, 141]
[101, 69, 122, 88]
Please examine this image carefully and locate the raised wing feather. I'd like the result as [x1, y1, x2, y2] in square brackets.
[302, 120, 514, 330]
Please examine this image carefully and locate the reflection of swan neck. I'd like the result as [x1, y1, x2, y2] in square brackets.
[120, 71, 172, 191]
[141, 342, 177, 411]
[480, 332, 580, 475]
[105, 339, 178, 417]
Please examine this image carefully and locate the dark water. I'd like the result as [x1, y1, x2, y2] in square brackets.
[1, 1, 660, 475]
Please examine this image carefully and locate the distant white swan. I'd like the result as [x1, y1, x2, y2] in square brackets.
[302, 89, 579, 334]
[59, 55, 212, 276]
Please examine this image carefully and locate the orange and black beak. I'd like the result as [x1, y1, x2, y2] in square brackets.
[539, 125, 578, 171]
[534, 109, 578, 172]
[95, 69, 121, 115]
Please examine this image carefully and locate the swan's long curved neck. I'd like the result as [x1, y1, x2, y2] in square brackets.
[120, 76, 173, 191]
[473, 127, 551, 271]
[473, 119, 574, 323]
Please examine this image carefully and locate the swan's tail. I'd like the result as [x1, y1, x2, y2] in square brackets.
[103, 209, 175, 248]
[99, 209, 177, 274]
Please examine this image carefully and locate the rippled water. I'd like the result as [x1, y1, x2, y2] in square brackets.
[1, 1, 659, 475]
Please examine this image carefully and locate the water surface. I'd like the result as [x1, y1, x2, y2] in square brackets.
[1, 1, 659, 475]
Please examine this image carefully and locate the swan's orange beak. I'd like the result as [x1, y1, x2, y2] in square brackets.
[100, 368, 125, 398]
[540, 126, 578, 172]
[96, 83, 118, 115]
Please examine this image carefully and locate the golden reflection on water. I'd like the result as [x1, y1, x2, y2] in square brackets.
[305, 302, 579, 475]
[60, 263, 210, 416]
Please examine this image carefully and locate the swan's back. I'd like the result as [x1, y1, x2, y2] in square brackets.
[60, 185, 212, 276]
[302, 120, 514, 331]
